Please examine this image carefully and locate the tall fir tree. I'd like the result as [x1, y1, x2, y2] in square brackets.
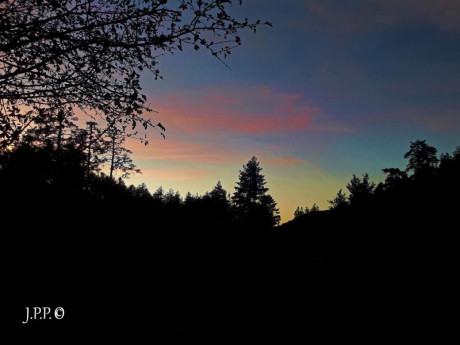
[232, 156, 280, 228]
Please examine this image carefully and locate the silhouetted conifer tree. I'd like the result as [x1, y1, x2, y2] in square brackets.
[346, 173, 375, 206]
[294, 206, 305, 218]
[232, 156, 280, 228]
[308, 203, 320, 213]
[164, 188, 182, 209]
[202, 181, 232, 227]
[328, 189, 349, 210]
[209, 181, 229, 203]
[131, 183, 153, 202]
[152, 186, 164, 202]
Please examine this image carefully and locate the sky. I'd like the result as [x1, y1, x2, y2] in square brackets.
[125, 0, 460, 223]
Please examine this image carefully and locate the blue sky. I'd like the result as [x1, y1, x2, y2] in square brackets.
[127, 0, 460, 222]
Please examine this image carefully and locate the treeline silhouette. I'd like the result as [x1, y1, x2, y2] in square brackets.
[0, 1, 274, 341]
[0, 141, 280, 232]
[281, 139, 459, 340]
[2, 139, 458, 341]
[1, 139, 282, 340]
[294, 140, 459, 217]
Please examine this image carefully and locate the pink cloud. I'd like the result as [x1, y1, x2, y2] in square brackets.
[128, 137, 305, 169]
[194, 111, 313, 135]
[129, 138, 238, 163]
[151, 85, 318, 136]
[121, 85, 343, 181]
[206, 93, 236, 106]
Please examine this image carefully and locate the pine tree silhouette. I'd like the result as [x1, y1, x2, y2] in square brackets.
[232, 156, 280, 228]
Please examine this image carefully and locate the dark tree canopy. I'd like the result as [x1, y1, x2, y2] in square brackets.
[208, 180, 228, 202]
[404, 140, 438, 176]
[0, 0, 269, 148]
[294, 206, 305, 218]
[294, 202, 321, 217]
[104, 128, 140, 179]
[328, 189, 348, 210]
[346, 173, 375, 206]
[309, 203, 320, 213]
[232, 156, 268, 207]
[232, 156, 280, 227]
[203, 180, 232, 226]
[381, 168, 408, 189]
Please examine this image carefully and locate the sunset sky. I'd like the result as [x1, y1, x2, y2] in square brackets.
[126, 0, 460, 223]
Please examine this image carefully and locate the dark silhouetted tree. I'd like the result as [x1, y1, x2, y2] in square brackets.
[0, 0, 269, 147]
[0, 138, 87, 194]
[404, 140, 438, 176]
[308, 203, 320, 213]
[23, 107, 78, 151]
[152, 186, 165, 203]
[208, 181, 229, 203]
[19, 106, 84, 182]
[382, 168, 408, 189]
[184, 191, 196, 206]
[260, 194, 281, 226]
[294, 206, 305, 218]
[104, 129, 140, 179]
[346, 173, 375, 206]
[293, 203, 320, 218]
[164, 188, 182, 209]
[81, 121, 111, 177]
[203, 181, 232, 227]
[453, 146, 460, 160]
[233, 157, 268, 206]
[232, 156, 280, 228]
[440, 153, 453, 168]
[328, 189, 348, 210]
[131, 183, 153, 202]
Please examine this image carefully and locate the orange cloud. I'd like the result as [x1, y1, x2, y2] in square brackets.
[129, 137, 244, 164]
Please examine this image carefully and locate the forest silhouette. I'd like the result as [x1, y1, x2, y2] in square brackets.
[2, 136, 458, 340]
[0, 0, 457, 341]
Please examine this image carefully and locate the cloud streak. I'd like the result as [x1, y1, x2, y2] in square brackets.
[130, 136, 306, 168]
[151, 85, 318, 136]
[129, 138, 238, 164]
[138, 167, 212, 182]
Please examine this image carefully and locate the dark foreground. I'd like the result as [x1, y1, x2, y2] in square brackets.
[4, 196, 455, 342]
